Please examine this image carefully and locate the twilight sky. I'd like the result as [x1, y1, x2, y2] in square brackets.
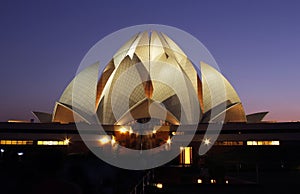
[0, 0, 299, 122]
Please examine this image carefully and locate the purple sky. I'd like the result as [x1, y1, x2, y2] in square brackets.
[0, 0, 299, 122]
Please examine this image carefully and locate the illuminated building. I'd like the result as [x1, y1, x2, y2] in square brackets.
[1, 31, 299, 193]
[33, 31, 254, 125]
[31, 31, 269, 151]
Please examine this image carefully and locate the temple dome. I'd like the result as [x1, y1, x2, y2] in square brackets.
[36, 31, 248, 124]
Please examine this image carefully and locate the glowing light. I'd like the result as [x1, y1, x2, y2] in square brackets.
[156, 183, 163, 189]
[165, 137, 172, 151]
[8, 120, 30, 123]
[184, 147, 191, 164]
[271, 141, 280, 145]
[204, 138, 211, 145]
[37, 140, 68, 146]
[0, 149, 4, 153]
[247, 140, 280, 146]
[197, 179, 202, 184]
[111, 136, 116, 145]
[99, 136, 110, 144]
[180, 147, 192, 165]
[210, 179, 216, 184]
[166, 137, 171, 144]
[119, 127, 128, 134]
[0, 140, 33, 145]
[172, 131, 176, 136]
[64, 138, 70, 145]
[225, 180, 229, 184]
[152, 129, 157, 134]
[17, 152, 24, 156]
[129, 128, 133, 134]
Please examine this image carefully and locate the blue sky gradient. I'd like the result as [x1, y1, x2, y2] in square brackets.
[0, 0, 299, 122]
